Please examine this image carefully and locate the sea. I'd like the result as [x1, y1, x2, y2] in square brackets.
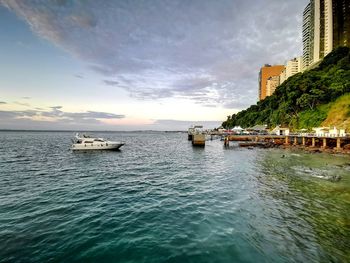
[0, 131, 349, 263]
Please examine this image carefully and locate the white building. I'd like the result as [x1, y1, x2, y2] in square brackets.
[324, 0, 333, 56]
[302, 2, 313, 70]
[272, 126, 290, 136]
[312, 0, 333, 62]
[312, 126, 346, 137]
[313, 0, 321, 63]
[286, 57, 303, 79]
[279, 57, 302, 85]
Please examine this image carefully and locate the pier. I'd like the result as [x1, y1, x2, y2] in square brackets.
[225, 134, 350, 153]
[188, 125, 206, 146]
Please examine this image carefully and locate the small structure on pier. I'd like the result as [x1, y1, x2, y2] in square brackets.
[232, 126, 244, 134]
[313, 126, 346, 137]
[188, 125, 206, 146]
[272, 126, 290, 136]
[188, 125, 203, 141]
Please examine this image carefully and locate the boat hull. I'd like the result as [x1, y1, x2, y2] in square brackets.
[71, 143, 124, 151]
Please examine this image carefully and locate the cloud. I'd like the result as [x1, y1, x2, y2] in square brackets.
[103, 80, 119, 86]
[50, 105, 63, 110]
[22, 96, 31, 99]
[1, 0, 308, 110]
[14, 101, 30, 107]
[74, 74, 84, 79]
[0, 107, 125, 128]
[0, 101, 7, 104]
[0, 110, 18, 118]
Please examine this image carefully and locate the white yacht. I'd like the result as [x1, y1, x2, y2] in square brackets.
[71, 133, 124, 151]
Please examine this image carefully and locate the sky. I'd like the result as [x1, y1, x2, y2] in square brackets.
[0, 0, 308, 131]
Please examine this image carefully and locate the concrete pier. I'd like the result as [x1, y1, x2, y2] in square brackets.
[322, 138, 327, 148]
[224, 134, 350, 154]
[335, 138, 342, 151]
[293, 137, 298, 145]
[285, 136, 289, 145]
[192, 134, 205, 147]
[312, 138, 315, 147]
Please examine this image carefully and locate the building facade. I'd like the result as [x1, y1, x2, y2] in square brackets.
[302, 2, 314, 69]
[286, 57, 303, 79]
[279, 57, 302, 86]
[266, 76, 280, 97]
[258, 65, 284, 101]
[279, 68, 286, 85]
[303, 0, 350, 68]
[332, 0, 350, 50]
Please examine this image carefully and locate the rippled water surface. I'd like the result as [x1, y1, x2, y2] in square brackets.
[0, 131, 350, 263]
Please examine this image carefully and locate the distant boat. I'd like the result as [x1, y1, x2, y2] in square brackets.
[71, 133, 124, 151]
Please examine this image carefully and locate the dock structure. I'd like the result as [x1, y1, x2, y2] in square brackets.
[226, 134, 350, 153]
[192, 134, 206, 147]
[188, 125, 206, 147]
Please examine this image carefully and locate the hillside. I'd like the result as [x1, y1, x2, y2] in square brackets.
[321, 93, 350, 130]
[222, 47, 350, 131]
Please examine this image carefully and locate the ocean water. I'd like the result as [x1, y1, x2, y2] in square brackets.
[0, 131, 349, 263]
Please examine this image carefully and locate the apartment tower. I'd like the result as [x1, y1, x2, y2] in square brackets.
[258, 65, 284, 101]
[302, 2, 314, 69]
[303, 0, 350, 68]
[332, 0, 350, 49]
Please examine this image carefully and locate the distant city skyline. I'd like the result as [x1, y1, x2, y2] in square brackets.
[0, 0, 307, 130]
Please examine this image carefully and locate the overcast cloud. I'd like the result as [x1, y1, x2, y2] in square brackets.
[1, 0, 308, 109]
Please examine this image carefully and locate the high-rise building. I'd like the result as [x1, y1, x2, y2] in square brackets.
[279, 57, 303, 85]
[324, 0, 333, 55]
[302, 2, 314, 69]
[303, 0, 350, 68]
[286, 57, 303, 79]
[313, 0, 324, 62]
[331, 0, 350, 51]
[258, 65, 285, 101]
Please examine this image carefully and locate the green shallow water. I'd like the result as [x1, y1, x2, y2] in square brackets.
[0, 131, 349, 263]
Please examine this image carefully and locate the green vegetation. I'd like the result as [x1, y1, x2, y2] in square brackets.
[322, 93, 350, 130]
[297, 104, 331, 129]
[222, 47, 350, 131]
